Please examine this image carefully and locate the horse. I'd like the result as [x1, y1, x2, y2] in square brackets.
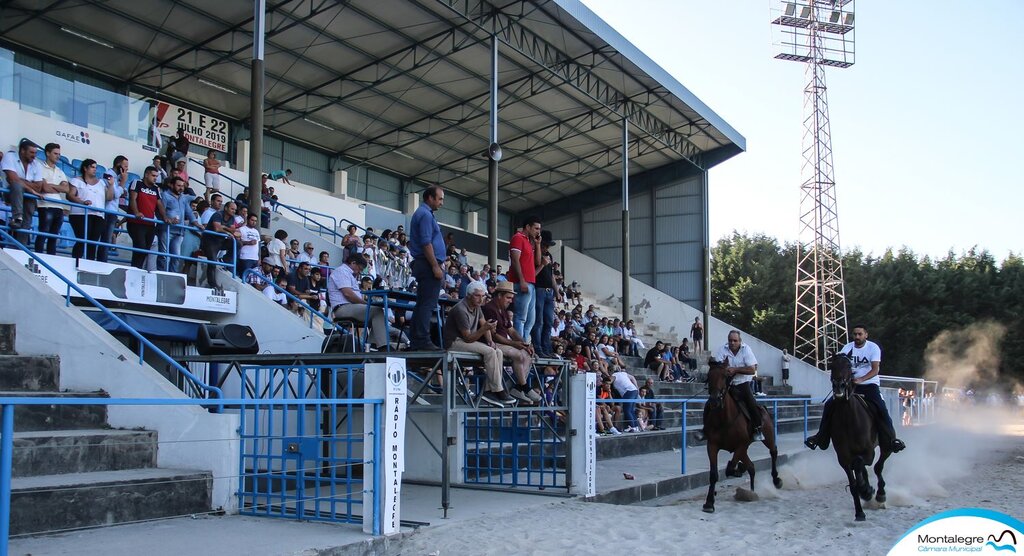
[826, 353, 892, 521]
[702, 358, 783, 513]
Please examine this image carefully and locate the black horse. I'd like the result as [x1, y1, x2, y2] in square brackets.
[702, 358, 783, 513]
[826, 353, 892, 521]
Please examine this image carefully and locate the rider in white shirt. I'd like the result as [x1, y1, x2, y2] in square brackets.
[712, 330, 764, 441]
[804, 324, 906, 453]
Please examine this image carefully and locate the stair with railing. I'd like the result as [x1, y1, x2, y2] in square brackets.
[0, 323, 212, 536]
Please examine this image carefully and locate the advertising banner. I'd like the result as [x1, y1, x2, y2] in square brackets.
[5, 250, 237, 314]
[153, 100, 229, 153]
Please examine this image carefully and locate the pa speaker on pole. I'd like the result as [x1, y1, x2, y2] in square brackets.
[196, 324, 259, 355]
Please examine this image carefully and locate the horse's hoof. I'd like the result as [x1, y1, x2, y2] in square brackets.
[855, 514, 866, 522]
[876, 493, 886, 504]
[860, 487, 875, 501]
[702, 505, 715, 513]
[773, 477, 783, 489]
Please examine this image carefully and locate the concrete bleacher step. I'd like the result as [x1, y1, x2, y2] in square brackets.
[12, 429, 158, 478]
[0, 355, 60, 391]
[0, 390, 109, 432]
[464, 445, 567, 480]
[10, 468, 213, 536]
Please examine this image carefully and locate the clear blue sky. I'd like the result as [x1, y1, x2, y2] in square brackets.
[581, 0, 1024, 262]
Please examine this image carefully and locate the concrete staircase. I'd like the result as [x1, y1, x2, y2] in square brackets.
[0, 323, 213, 536]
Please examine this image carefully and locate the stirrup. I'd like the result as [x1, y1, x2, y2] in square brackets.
[753, 427, 765, 441]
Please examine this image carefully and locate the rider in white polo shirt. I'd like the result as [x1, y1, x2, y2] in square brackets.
[804, 324, 906, 453]
[713, 330, 765, 441]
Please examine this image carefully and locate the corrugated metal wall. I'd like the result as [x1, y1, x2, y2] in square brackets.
[544, 175, 705, 308]
[261, 135, 331, 191]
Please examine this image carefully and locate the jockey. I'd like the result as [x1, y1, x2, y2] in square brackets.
[805, 324, 907, 453]
[714, 330, 765, 441]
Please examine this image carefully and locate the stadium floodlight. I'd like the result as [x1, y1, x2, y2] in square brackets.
[785, 2, 796, 16]
[60, 27, 113, 49]
[771, 0, 856, 370]
[198, 78, 240, 95]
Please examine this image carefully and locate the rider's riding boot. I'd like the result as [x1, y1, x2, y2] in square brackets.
[804, 401, 833, 450]
[874, 412, 906, 453]
[891, 438, 906, 453]
[753, 425, 765, 442]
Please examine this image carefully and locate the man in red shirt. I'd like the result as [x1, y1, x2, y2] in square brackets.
[508, 215, 542, 341]
[127, 166, 167, 269]
[482, 281, 542, 405]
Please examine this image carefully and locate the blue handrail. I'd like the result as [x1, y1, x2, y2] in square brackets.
[241, 268, 332, 330]
[274, 202, 343, 242]
[0, 227, 224, 403]
[1, 187, 238, 276]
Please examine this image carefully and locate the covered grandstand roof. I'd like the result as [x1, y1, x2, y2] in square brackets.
[0, 0, 745, 213]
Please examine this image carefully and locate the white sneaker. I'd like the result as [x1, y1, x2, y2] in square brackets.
[609, 427, 622, 435]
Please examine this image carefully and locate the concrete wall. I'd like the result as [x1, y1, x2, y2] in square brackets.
[560, 244, 832, 399]
[211, 269, 325, 355]
[0, 250, 239, 511]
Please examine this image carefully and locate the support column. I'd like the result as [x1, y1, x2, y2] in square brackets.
[701, 170, 711, 351]
[487, 36, 501, 269]
[621, 119, 630, 322]
[247, 0, 266, 213]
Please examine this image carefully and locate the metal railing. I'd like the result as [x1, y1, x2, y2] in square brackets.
[0, 187, 238, 277]
[241, 268, 332, 330]
[0, 228, 223, 402]
[596, 396, 825, 474]
[0, 395, 385, 554]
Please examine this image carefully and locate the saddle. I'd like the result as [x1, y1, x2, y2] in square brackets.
[727, 386, 763, 425]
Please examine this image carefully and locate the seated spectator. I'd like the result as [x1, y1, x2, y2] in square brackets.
[644, 341, 670, 381]
[597, 334, 626, 370]
[287, 262, 322, 310]
[641, 378, 665, 430]
[247, 260, 274, 289]
[622, 320, 645, 357]
[597, 377, 621, 435]
[263, 275, 289, 306]
[679, 339, 698, 372]
[482, 281, 542, 406]
[286, 239, 301, 270]
[635, 387, 652, 431]
[328, 255, 388, 351]
[611, 368, 641, 433]
[296, 242, 316, 265]
[443, 281, 513, 408]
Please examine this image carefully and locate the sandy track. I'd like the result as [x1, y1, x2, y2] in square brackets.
[394, 425, 1024, 556]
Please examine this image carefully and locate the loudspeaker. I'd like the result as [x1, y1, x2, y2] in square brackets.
[196, 324, 259, 355]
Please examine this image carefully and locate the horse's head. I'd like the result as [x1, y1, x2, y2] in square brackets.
[829, 352, 855, 399]
[706, 357, 729, 409]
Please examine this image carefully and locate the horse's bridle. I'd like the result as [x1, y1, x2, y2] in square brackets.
[831, 353, 855, 399]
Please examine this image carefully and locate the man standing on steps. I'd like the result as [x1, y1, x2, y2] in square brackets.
[804, 324, 906, 453]
[408, 185, 446, 351]
[508, 215, 542, 342]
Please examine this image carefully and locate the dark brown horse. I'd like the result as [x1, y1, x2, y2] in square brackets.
[702, 358, 783, 513]
[826, 353, 892, 521]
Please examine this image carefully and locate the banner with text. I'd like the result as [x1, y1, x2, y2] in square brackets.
[153, 100, 229, 153]
[5, 250, 237, 314]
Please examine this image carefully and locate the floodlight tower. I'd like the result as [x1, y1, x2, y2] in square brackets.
[772, 1, 855, 369]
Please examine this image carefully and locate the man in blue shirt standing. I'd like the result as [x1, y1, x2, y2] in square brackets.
[408, 185, 446, 350]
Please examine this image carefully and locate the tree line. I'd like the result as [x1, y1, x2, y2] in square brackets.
[710, 232, 1024, 384]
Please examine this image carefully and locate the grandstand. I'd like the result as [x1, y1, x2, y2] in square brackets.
[0, 0, 871, 548]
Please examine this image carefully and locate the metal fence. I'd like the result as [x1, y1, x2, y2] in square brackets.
[596, 396, 825, 474]
[237, 364, 377, 526]
[0, 395, 386, 556]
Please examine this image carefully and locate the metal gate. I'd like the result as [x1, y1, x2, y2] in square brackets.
[237, 364, 378, 524]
